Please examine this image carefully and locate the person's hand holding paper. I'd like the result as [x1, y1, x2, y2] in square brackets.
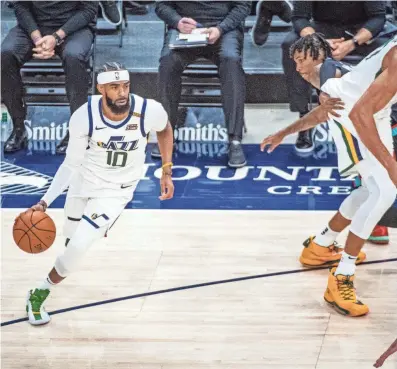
[177, 17, 198, 34]
[199, 27, 221, 44]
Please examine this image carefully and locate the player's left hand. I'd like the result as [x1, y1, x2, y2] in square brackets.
[200, 27, 221, 44]
[159, 174, 174, 200]
[260, 131, 285, 153]
[332, 40, 355, 61]
[319, 92, 345, 118]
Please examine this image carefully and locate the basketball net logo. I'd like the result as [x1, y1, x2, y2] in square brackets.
[115, 72, 120, 80]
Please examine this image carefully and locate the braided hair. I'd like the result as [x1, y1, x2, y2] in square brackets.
[289, 33, 333, 61]
[98, 61, 126, 74]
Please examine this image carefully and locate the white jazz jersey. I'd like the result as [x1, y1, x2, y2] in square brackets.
[321, 36, 397, 176]
[42, 94, 168, 206]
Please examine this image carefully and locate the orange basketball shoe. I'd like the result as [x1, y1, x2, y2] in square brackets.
[368, 225, 389, 245]
[299, 237, 366, 268]
[324, 267, 369, 317]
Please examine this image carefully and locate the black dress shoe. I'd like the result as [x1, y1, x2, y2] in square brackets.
[295, 128, 315, 153]
[99, 1, 122, 25]
[251, 0, 273, 47]
[56, 132, 69, 155]
[151, 143, 161, 159]
[4, 128, 28, 153]
[251, 0, 292, 47]
[228, 142, 247, 168]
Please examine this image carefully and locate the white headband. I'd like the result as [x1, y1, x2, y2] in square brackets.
[97, 70, 130, 85]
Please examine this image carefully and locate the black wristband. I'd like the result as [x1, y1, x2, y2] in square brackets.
[52, 32, 63, 46]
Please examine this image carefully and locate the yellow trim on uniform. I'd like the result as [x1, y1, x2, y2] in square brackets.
[341, 126, 360, 164]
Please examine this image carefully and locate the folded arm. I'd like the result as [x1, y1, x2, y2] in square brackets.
[13, 1, 39, 41]
[59, 1, 98, 36]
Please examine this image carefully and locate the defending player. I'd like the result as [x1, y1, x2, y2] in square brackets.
[261, 35, 397, 316]
[25, 62, 175, 325]
[294, 33, 395, 244]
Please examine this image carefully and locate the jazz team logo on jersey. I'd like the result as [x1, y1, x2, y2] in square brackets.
[96, 136, 139, 151]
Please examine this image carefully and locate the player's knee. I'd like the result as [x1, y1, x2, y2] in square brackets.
[372, 180, 396, 213]
[55, 238, 92, 276]
[339, 186, 369, 220]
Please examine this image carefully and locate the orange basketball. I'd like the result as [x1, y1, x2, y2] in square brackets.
[13, 209, 56, 254]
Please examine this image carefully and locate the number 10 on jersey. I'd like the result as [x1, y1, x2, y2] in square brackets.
[106, 151, 127, 167]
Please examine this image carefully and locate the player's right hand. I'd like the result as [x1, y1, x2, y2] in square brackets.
[177, 18, 197, 34]
[319, 92, 345, 118]
[260, 132, 285, 153]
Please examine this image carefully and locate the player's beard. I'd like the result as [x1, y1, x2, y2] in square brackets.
[106, 95, 130, 115]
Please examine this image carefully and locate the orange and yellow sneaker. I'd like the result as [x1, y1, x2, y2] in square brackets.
[324, 267, 369, 317]
[299, 236, 366, 268]
[368, 225, 389, 245]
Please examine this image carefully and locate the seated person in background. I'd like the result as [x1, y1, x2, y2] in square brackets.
[281, 1, 390, 154]
[1, 1, 98, 154]
[153, 1, 251, 168]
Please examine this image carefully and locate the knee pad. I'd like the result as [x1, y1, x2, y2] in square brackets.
[339, 186, 369, 220]
[350, 175, 396, 239]
[55, 220, 107, 277]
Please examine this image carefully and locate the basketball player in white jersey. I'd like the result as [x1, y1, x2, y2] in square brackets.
[25, 62, 175, 325]
[261, 35, 397, 316]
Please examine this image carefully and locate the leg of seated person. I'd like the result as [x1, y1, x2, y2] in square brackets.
[281, 30, 312, 114]
[1, 26, 33, 152]
[204, 29, 247, 168]
[205, 29, 245, 142]
[58, 27, 94, 115]
[158, 33, 200, 126]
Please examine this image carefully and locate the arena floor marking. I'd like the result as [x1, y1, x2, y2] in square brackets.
[2, 257, 396, 327]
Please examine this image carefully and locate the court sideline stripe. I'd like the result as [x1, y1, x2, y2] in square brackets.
[1, 257, 396, 327]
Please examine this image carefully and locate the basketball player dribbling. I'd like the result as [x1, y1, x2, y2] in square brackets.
[25, 62, 175, 325]
[261, 35, 397, 316]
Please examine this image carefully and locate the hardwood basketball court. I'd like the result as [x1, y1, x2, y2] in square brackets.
[1, 209, 396, 368]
